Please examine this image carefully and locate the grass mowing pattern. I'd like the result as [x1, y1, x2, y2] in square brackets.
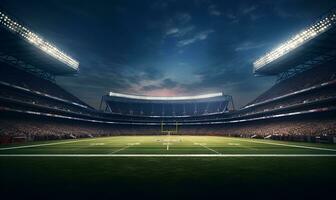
[1, 136, 336, 199]
[1, 135, 336, 155]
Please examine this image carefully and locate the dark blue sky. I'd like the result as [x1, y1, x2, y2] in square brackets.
[1, 0, 335, 108]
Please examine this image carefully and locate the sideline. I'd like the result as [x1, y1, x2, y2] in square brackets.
[0, 154, 336, 157]
[0, 138, 97, 151]
[232, 138, 336, 152]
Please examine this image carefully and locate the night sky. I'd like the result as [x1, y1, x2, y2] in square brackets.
[1, 0, 335, 108]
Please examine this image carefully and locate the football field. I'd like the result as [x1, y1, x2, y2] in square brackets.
[1, 136, 336, 199]
[1, 135, 336, 156]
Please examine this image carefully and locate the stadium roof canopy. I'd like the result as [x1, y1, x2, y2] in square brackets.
[105, 92, 229, 103]
[101, 92, 234, 117]
[253, 8, 336, 76]
[0, 10, 79, 76]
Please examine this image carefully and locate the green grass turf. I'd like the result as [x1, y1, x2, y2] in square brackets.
[1, 135, 336, 154]
[1, 136, 336, 199]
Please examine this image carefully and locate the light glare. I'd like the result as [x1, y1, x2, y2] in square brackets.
[108, 92, 223, 101]
[0, 10, 79, 70]
[253, 11, 336, 72]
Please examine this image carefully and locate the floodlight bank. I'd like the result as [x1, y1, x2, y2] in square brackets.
[0, 10, 79, 70]
[253, 10, 336, 71]
[108, 92, 223, 101]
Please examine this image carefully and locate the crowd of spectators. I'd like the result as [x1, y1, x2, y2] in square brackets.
[1, 114, 335, 144]
[0, 62, 88, 106]
[1, 59, 336, 144]
[249, 63, 336, 105]
[179, 118, 336, 143]
[0, 85, 99, 117]
[234, 85, 336, 118]
[1, 60, 335, 125]
[0, 117, 162, 144]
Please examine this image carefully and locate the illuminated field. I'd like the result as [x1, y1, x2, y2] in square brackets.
[1, 136, 336, 155]
[1, 136, 336, 199]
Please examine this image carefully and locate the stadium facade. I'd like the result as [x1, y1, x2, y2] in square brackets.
[100, 92, 234, 117]
[0, 8, 336, 144]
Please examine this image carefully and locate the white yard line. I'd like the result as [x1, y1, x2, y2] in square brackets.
[233, 138, 336, 152]
[167, 134, 170, 151]
[110, 142, 142, 154]
[0, 154, 336, 157]
[162, 142, 170, 150]
[0, 138, 97, 151]
[164, 139, 170, 151]
[198, 143, 221, 154]
[187, 138, 221, 154]
[110, 145, 131, 154]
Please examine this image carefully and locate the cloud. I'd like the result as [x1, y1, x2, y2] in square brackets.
[235, 42, 267, 51]
[164, 13, 194, 39]
[208, 4, 222, 16]
[166, 28, 179, 35]
[165, 26, 195, 37]
[165, 13, 192, 30]
[174, 60, 275, 108]
[177, 38, 196, 47]
[176, 13, 192, 25]
[225, 13, 239, 23]
[57, 50, 168, 108]
[162, 78, 178, 88]
[224, 5, 262, 23]
[241, 5, 264, 21]
[177, 30, 214, 47]
[141, 78, 177, 90]
[242, 5, 257, 15]
[177, 26, 195, 37]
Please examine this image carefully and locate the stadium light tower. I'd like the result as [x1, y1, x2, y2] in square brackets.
[0, 10, 79, 70]
[253, 10, 336, 72]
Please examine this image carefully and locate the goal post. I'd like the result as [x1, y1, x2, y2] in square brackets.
[161, 121, 179, 135]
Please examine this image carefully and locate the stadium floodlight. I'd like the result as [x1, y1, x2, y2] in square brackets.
[253, 11, 336, 71]
[0, 10, 79, 70]
[108, 92, 223, 101]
